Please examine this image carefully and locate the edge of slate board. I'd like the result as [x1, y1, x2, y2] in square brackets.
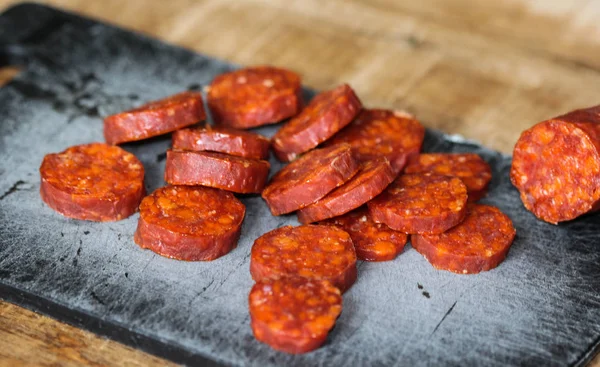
[0, 3, 598, 367]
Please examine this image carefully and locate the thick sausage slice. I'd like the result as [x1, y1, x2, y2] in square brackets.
[368, 173, 468, 234]
[262, 144, 359, 215]
[326, 109, 425, 173]
[165, 150, 270, 194]
[249, 277, 342, 354]
[172, 126, 270, 160]
[405, 153, 492, 201]
[250, 225, 357, 293]
[39, 143, 145, 221]
[511, 105, 600, 224]
[208, 66, 303, 129]
[134, 186, 245, 261]
[411, 204, 516, 274]
[271, 84, 362, 162]
[104, 91, 205, 145]
[297, 157, 395, 223]
[321, 207, 407, 262]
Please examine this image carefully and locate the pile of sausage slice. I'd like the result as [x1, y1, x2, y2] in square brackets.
[40, 64, 600, 355]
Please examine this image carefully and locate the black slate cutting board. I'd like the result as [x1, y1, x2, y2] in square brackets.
[1, 3, 599, 366]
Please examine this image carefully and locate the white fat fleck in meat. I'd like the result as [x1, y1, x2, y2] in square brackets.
[208, 210, 217, 215]
[237, 76, 247, 84]
[463, 269, 468, 274]
[360, 216, 367, 222]
[393, 110, 414, 119]
[262, 79, 274, 87]
[458, 156, 467, 163]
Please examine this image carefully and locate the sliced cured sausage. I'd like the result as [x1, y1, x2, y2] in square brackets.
[412, 204, 516, 274]
[249, 277, 342, 354]
[271, 84, 362, 162]
[165, 150, 270, 194]
[321, 207, 407, 262]
[326, 109, 425, 173]
[39, 143, 145, 221]
[172, 126, 270, 160]
[262, 144, 359, 215]
[511, 105, 600, 224]
[250, 225, 357, 293]
[208, 66, 303, 129]
[405, 153, 492, 201]
[368, 173, 468, 234]
[297, 157, 395, 223]
[134, 185, 245, 261]
[104, 91, 205, 145]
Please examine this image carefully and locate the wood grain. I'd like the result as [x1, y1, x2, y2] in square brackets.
[0, 0, 599, 365]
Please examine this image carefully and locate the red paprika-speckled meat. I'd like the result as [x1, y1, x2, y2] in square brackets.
[39, 143, 145, 221]
[271, 84, 362, 162]
[165, 150, 270, 194]
[321, 207, 407, 262]
[297, 157, 395, 223]
[368, 173, 468, 234]
[405, 153, 492, 201]
[134, 186, 245, 261]
[511, 105, 600, 224]
[327, 109, 425, 173]
[250, 225, 357, 293]
[411, 204, 516, 274]
[172, 126, 270, 160]
[208, 66, 303, 129]
[249, 277, 342, 354]
[104, 91, 205, 145]
[262, 144, 359, 215]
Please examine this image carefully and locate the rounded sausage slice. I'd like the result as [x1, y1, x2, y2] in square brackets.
[250, 225, 357, 293]
[297, 158, 395, 223]
[412, 204, 516, 274]
[172, 126, 270, 160]
[321, 207, 407, 262]
[327, 109, 425, 173]
[134, 186, 245, 261]
[368, 173, 468, 234]
[249, 277, 342, 354]
[208, 66, 303, 129]
[405, 153, 492, 201]
[271, 84, 362, 162]
[511, 106, 600, 224]
[104, 91, 205, 145]
[40, 143, 145, 221]
[165, 150, 269, 194]
[262, 144, 359, 215]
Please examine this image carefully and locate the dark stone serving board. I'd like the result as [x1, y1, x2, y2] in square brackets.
[0, 3, 599, 366]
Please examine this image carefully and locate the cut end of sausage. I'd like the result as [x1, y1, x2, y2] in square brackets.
[511, 118, 600, 224]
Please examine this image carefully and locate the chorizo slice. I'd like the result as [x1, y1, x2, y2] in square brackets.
[250, 225, 357, 293]
[411, 204, 516, 274]
[172, 126, 270, 160]
[134, 185, 245, 261]
[208, 66, 303, 129]
[326, 109, 425, 174]
[321, 207, 407, 262]
[511, 105, 600, 224]
[271, 84, 362, 162]
[405, 153, 492, 202]
[297, 157, 395, 223]
[249, 277, 342, 354]
[39, 143, 145, 221]
[104, 91, 205, 145]
[165, 150, 270, 194]
[262, 144, 359, 215]
[368, 173, 468, 234]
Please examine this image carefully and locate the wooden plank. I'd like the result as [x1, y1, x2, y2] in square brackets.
[0, 0, 599, 365]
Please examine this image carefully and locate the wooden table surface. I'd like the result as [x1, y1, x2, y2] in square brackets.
[1, 0, 599, 365]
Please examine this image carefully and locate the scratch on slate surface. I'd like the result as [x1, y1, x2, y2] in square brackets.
[0, 180, 27, 200]
[431, 301, 457, 336]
